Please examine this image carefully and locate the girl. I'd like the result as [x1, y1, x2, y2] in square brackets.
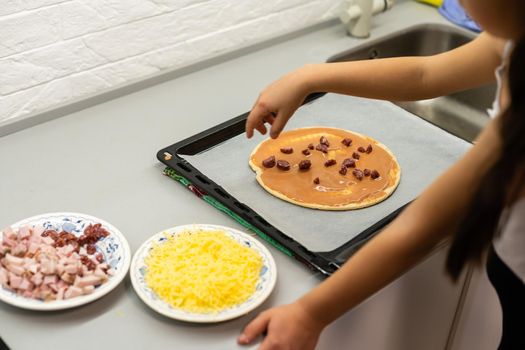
[238, 0, 525, 349]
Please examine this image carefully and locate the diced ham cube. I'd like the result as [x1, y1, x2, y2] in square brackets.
[8, 272, 23, 289]
[39, 287, 53, 301]
[12, 243, 28, 256]
[6, 263, 25, 276]
[27, 262, 39, 274]
[56, 263, 64, 276]
[56, 262, 65, 276]
[31, 225, 45, 237]
[0, 268, 8, 287]
[0, 245, 10, 255]
[66, 255, 79, 265]
[28, 242, 40, 255]
[28, 235, 42, 245]
[18, 278, 33, 291]
[97, 263, 109, 271]
[18, 226, 31, 240]
[82, 285, 95, 295]
[2, 236, 17, 248]
[43, 275, 58, 285]
[43, 291, 51, 300]
[56, 246, 68, 258]
[5, 253, 24, 266]
[60, 273, 75, 284]
[64, 264, 78, 275]
[31, 288, 42, 299]
[75, 275, 101, 288]
[39, 245, 55, 257]
[2, 227, 16, 240]
[64, 286, 83, 299]
[40, 259, 57, 275]
[23, 257, 36, 268]
[49, 283, 59, 293]
[57, 280, 67, 289]
[31, 272, 44, 286]
[64, 245, 75, 256]
[56, 287, 67, 300]
[94, 268, 108, 280]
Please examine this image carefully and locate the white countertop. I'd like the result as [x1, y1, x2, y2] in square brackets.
[0, 2, 460, 349]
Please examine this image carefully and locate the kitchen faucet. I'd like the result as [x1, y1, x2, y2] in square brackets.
[340, 0, 395, 38]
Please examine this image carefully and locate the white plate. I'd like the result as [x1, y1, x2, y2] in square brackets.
[130, 224, 277, 323]
[0, 212, 131, 311]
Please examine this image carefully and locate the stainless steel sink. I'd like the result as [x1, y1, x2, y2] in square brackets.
[327, 24, 495, 142]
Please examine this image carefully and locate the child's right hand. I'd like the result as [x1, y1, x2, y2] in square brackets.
[246, 66, 313, 139]
[237, 301, 325, 350]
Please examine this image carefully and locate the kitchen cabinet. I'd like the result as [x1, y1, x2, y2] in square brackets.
[449, 267, 502, 350]
[318, 246, 466, 350]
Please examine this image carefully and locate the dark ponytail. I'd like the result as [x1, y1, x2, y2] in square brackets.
[446, 36, 525, 280]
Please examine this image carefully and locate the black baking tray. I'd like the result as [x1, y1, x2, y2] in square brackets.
[0, 336, 10, 350]
[157, 92, 409, 276]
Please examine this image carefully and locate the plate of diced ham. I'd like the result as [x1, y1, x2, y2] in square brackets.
[0, 212, 131, 310]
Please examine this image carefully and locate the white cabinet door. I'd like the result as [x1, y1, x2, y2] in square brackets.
[316, 246, 467, 350]
[449, 266, 502, 350]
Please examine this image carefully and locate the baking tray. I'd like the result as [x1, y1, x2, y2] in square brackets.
[157, 93, 470, 275]
[0, 336, 9, 350]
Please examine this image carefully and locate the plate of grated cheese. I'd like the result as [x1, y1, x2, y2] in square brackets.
[130, 224, 277, 323]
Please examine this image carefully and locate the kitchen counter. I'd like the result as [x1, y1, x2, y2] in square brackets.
[0, 2, 466, 349]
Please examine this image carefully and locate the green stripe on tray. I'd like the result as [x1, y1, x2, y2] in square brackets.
[164, 167, 192, 186]
[163, 166, 293, 257]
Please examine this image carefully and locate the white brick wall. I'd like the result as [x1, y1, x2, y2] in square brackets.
[0, 0, 341, 123]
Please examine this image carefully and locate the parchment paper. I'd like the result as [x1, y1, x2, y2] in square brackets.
[185, 94, 471, 252]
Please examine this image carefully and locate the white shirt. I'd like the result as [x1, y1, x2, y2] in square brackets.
[487, 41, 513, 119]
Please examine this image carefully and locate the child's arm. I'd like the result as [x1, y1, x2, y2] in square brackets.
[247, 32, 504, 139]
[239, 115, 502, 350]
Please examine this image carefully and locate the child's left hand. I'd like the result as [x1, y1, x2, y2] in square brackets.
[245, 66, 313, 139]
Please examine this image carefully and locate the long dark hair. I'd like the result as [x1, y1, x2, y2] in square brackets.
[446, 36, 525, 280]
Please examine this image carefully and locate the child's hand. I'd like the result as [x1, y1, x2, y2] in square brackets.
[237, 302, 324, 350]
[246, 66, 312, 139]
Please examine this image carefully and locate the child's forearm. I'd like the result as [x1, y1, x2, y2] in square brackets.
[302, 58, 433, 101]
[297, 117, 501, 327]
[297, 203, 444, 327]
[300, 32, 500, 102]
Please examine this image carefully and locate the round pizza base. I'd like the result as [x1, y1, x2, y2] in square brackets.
[249, 126, 401, 210]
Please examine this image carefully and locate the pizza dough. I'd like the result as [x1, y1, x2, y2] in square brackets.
[249, 127, 401, 210]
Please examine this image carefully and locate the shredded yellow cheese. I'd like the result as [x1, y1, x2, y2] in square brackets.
[144, 229, 263, 313]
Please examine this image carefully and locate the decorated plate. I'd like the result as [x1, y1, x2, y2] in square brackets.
[130, 224, 277, 323]
[0, 212, 131, 311]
